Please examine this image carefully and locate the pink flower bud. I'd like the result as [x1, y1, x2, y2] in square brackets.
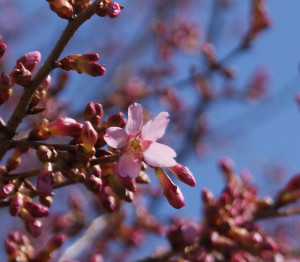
[37, 162, 54, 197]
[86, 175, 102, 193]
[102, 112, 126, 128]
[84, 102, 103, 127]
[9, 193, 24, 216]
[81, 121, 98, 152]
[77, 61, 106, 77]
[98, 185, 116, 212]
[14, 51, 41, 72]
[106, 2, 121, 18]
[25, 218, 43, 238]
[77, 53, 99, 62]
[276, 173, 300, 207]
[0, 184, 14, 200]
[5, 239, 18, 255]
[168, 163, 196, 187]
[48, 117, 83, 137]
[59, 53, 106, 77]
[24, 201, 49, 218]
[20, 209, 43, 238]
[155, 168, 185, 209]
[0, 36, 6, 58]
[0, 72, 11, 90]
[46, 233, 67, 251]
[47, 0, 74, 19]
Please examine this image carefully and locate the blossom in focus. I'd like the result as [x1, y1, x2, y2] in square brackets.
[104, 103, 176, 179]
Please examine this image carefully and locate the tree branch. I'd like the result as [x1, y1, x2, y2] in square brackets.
[0, 2, 98, 161]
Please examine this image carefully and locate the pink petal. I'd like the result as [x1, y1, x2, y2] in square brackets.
[117, 154, 141, 179]
[143, 142, 176, 167]
[126, 103, 143, 136]
[142, 112, 169, 141]
[104, 127, 127, 148]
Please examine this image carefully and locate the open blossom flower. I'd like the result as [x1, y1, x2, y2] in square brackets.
[104, 103, 176, 178]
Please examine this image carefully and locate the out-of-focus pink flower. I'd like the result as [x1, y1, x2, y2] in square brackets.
[0, 36, 7, 58]
[104, 103, 176, 178]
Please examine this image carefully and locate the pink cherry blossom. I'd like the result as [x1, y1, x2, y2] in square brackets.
[104, 103, 176, 178]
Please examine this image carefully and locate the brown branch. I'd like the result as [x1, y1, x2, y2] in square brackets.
[9, 139, 77, 151]
[1, 169, 40, 181]
[0, 2, 98, 161]
[255, 206, 300, 221]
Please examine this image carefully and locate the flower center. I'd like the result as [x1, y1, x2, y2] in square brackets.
[130, 138, 142, 152]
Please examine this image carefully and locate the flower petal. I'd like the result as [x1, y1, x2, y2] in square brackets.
[143, 142, 176, 167]
[104, 127, 127, 148]
[117, 154, 142, 179]
[126, 103, 143, 136]
[142, 112, 169, 141]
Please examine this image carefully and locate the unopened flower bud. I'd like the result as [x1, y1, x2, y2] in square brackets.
[168, 163, 196, 187]
[0, 184, 14, 200]
[0, 36, 6, 58]
[36, 145, 53, 162]
[6, 156, 21, 172]
[84, 102, 103, 127]
[14, 51, 41, 72]
[79, 61, 106, 77]
[5, 239, 18, 255]
[102, 112, 126, 128]
[86, 175, 102, 193]
[276, 173, 300, 207]
[46, 233, 67, 251]
[155, 168, 185, 209]
[24, 201, 49, 218]
[47, 0, 74, 19]
[0, 72, 12, 105]
[81, 121, 98, 152]
[107, 1, 121, 18]
[9, 193, 23, 216]
[59, 53, 106, 77]
[20, 209, 43, 238]
[98, 185, 115, 212]
[37, 162, 54, 197]
[48, 117, 83, 137]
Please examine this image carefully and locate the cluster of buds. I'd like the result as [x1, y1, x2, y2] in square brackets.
[5, 231, 34, 262]
[58, 53, 106, 77]
[95, 0, 122, 18]
[46, 0, 92, 19]
[152, 19, 200, 60]
[165, 157, 285, 261]
[29, 117, 83, 140]
[5, 231, 66, 262]
[10, 193, 49, 237]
